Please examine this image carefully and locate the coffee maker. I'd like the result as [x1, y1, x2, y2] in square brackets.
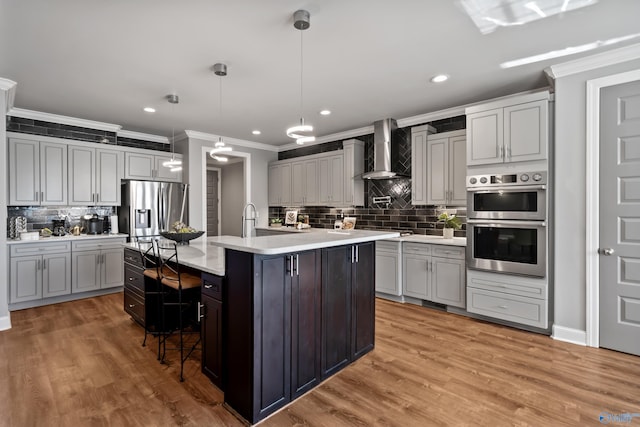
[52, 219, 66, 236]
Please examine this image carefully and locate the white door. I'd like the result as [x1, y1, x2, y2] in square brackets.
[504, 100, 548, 163]
[9, 138, 40, 205]
[68, 146, 96, 206]
[411, 130, 428, 205]
[291, 161, 305, 205]
[427, 137, 447, 205]
[467, 108, 503, 166]
[96, 149, 121, 206]
[449, 136, 467, 205]
[40, 141, 68, 205]
[599, 79, 640, 356]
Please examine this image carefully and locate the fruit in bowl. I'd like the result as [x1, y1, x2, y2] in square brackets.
[171, 221, 197, 233]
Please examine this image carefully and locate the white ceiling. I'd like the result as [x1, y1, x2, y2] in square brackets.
[2, 0, 640, 147]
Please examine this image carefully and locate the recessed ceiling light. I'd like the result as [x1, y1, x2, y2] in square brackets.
[430, 74, 449, 83]
[143, 107, 156, 113]
[320, 109, 331, 116]
[252, 130, 261, 135]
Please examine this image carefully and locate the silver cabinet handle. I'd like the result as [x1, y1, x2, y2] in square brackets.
[35, 191, 38, 201]
[129, 304, 135, 308]
[507, 146, 511, 159]
[599, 248, 615, 256]
[498, 305, 509, 309]
[355, 245, 359, 263]
[36, 259, 41, 270]
[289, 255, 294, 277]
[40, 192, 44, 202]
[43, 259, 46, 269]
[204, 284, 213, 289]
[296, 254, 299, 276]
[197, 302, 204, 321]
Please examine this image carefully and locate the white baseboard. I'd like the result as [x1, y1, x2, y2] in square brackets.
[552, 324, 587, 346]
[0, 315, 12, 331]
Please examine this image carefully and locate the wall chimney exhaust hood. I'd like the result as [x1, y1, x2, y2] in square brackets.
[362, 118, 407, 179]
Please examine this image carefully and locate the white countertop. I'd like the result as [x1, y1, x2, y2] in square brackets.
[123, 238, 225, 276]
[386, 235, 467, 246]
[208, 229, 401, 255]
[7, 233, 128, 245]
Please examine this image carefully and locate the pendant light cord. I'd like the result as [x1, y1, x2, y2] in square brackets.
[299, 29, 304, 122]
[171, 101, 176, 160]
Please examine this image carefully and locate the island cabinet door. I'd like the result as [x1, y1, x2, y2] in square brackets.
[351, 242, 375, 360]
[321, 245, 352, 378]
[290, 250, 321, 399]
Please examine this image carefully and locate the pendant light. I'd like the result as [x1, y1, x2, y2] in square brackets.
[286, 9, 315, 145]
[163, 94, 182, 172]
[210, 62, 232, 162]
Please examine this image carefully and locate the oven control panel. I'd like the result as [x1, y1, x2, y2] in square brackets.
[467, 171, 547, 188]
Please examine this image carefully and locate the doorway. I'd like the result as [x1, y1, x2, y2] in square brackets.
[585, 68, 640, 353]
[598, 79, 640, 356]
[206, 168, 220, 236]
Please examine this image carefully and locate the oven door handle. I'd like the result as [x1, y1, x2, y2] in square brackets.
[467, 219, 546, 227]
[466, 184, 546, 192]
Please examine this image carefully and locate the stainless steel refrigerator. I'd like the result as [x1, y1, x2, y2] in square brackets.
[119, 180, 189, 241]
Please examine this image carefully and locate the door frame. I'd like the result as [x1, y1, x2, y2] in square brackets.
[585, 69, 640, 347]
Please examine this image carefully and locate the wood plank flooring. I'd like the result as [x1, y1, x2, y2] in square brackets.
[1, 293, 638, 426]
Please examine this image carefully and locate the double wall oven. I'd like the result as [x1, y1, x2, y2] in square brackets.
[466, 172, 547, 278]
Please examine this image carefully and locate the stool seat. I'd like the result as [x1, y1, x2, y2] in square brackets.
[143, 266, 174, 281]
[161, 272, 201, 290]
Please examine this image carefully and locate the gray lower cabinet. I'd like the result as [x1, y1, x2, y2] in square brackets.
[375, 240, 402, 296]
[10, 242, 72, 303]
[71, 239, 125, 293]
[402, 243, 466, 308]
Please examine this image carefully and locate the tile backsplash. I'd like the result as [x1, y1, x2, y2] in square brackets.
[8, 206, 115, 234]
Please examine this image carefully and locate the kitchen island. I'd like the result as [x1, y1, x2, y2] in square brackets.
[207, 229, 399, 424]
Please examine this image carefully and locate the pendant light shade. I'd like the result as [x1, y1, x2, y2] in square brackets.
[163, 94, 182, 171]
[210, 63, 232, 161]
[286, 9, 315, 145]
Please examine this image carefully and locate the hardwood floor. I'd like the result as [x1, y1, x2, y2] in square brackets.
[1, 293, 638, 426]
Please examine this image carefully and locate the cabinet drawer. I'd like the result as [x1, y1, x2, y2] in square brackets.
[72, 238, 126, 252]
[124, 289, 145, 325]
[124, 265, 145, 295]
[376, 240, 400, 252]
[431, 245, 465, 260]
[10, 242, 71, 257]
[124, 248, 144, 269]
[202, 272, 223, 300]
[403, 242, 431, 256]
[467, 287, 547, 329]
[467, 273, 546, 300]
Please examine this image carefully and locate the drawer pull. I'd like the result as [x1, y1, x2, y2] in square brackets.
[129, 277, 134, 281]
[129, 304, 135, 308]
[204, 284, 213, 289]
[497, 305, 509, 309]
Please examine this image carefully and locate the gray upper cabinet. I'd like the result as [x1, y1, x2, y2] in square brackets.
[291, 158, 318, 206]
[411, 127, 429, 205]
[9, 138, 67, 206]
[68, 145, 122, 206]
[268, 163, 292, 206]
[426, 130, 467, 206]
[124, 152, 183, 182]
[318, 154, 344, 206]
[466, 92, 549, 166]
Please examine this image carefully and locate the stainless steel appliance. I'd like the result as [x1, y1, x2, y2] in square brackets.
[467, 171, 546, 220]
[119, 180, 189, 241]
[466, 171, 548, 278]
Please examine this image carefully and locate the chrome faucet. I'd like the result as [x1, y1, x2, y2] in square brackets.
[241, 203, 258, 238]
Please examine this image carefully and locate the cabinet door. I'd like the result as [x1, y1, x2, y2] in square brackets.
[68, 145, 96, 206]
[96, 149, 122, 206]
[9, 138, 39, 206]
[72, 250, 101, 293]
[375, 249, 400, 295]
[268, 164, 281, 206]
[42, 252, 71, 298]
[411, 130, 428, 205]
[426, 137, 448, 205]
[317, 157, 331, 205]
[403, 253, 430, 300]
[125, 152, 154, 180]
[504, 100, 548, 163]
[290, 250, 321, 398]
[290, 161, 305, 205]
[101, 248, 124, 289]
[303, 159, 318, 205]
[321, 245, 351, 377]
[431, 257, 465, 308]
[448, 136, 467, 205]
[254, 254, 291, 420]
[40, 141, 67, 205]
[328, 155, 344, 205]
[202, 293, 223, 388]
[352, 242, 375, 360]
[155, 155, 182, 182]
[10, 255, 41, 303]
[280, 163, 292, 205]
[467, 108, 503, 165]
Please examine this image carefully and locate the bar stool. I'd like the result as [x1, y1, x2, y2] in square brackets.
[134, 236, 164, 360]
[154, 238, 202, 382]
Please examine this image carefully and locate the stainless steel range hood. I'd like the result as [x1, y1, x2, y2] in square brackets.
[362, 118, 406, 179]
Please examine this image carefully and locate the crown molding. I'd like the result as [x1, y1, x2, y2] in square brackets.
[184, 130, 280, 152]
[0, 78, 17, 113]
[397, 105, 467, 128]
[277, 126, 374, 152]
[7, 107, 122, 132]
[117, 129, 168, 144]
[545, 42, 640, 79]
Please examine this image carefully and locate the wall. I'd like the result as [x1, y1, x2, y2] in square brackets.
[221, 162, 244, 236]
[553, 57, 640, 332]
[0, 87, 9, 329]
[182, 135, 277, 233]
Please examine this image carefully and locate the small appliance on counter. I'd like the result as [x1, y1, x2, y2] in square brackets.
[87, 214, 104, 235]
[8, 216, 27, 240]
[52, 219, 66, 236]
